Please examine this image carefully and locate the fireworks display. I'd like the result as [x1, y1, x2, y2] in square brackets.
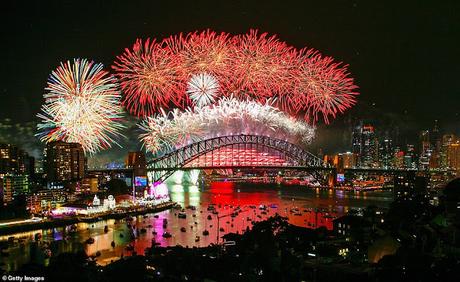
[139, 97, 315, 153]
[113, 29, 358, 123]
[37, 30, 359, 156]
[37, 59, 125, 154]
[186, 73, 220, 107]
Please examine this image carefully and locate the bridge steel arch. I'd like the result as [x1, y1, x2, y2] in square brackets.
[147, 134, 328, 183]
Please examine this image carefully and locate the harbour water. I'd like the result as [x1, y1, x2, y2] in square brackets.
[0, 182, 393, 272]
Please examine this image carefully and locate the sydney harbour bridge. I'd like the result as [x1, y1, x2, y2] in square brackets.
[146, 134, 333, 185]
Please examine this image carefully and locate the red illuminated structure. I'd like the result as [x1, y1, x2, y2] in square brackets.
[147, 134, 328, 184]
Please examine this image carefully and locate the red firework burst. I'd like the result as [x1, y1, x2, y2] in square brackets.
[112, 38, 185, 116]
[290, 48, 358, 123]
[112, 29, 359, 124]
[232, 30, 296, 100]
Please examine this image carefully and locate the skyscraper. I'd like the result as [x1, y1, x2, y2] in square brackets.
[352, 122, 378, 168]
[419, 130, 431, 170]
[45, 141, 85, 182]
[380, 138, 393, 169]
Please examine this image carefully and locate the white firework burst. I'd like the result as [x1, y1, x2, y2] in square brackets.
[139, 97, 315, 154]
[186, 73, 220, 107]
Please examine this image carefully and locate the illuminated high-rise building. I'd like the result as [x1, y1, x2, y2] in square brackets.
[419, 130, 431, 170]
[392, 147, 405, 169]
[45, 141, 85, 182]
[441, 134, 456, 169]
[446, 140, 460, 171]
[404, 144, 417, 169]
[380, 138, 393, 169]
[352, 122, 378, 168]
[0, 143, 34, 176]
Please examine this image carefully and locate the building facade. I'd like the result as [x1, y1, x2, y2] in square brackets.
[45, 141, 85, 182]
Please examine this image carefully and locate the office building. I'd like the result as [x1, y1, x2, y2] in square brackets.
[45, 141, 85, 182]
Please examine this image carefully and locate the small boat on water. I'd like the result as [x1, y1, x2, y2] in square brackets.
[162, 232, 172, 238]
[178, 212, 187, 219]
[85, 237, 95, 244]
[202, 230, 209, 236]
[186, 205, 196, 210]
[180, 227, 186, 232]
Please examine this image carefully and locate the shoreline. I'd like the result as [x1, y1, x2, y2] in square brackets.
[0, 201, 176, 236]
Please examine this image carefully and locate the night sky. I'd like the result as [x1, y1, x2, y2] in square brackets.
[1, 0, 459, 155]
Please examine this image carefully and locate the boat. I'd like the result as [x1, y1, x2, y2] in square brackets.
[259, 205, 267, 210]
[195, 236, 200, 242]
[85, 237, 95, 244]
[178, 212, 187, 219]
[269, 204, 278, 209]
[180, 227, 186, 232]
[186, 205, 197, 210]
[202, 230, 209, 236]
[162, 232, 172, 238]
[207, 215, 212, 220]
[207, 205, 216, 211]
